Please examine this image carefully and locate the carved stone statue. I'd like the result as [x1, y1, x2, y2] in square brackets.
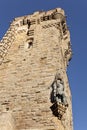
[52, 74, 68, 106]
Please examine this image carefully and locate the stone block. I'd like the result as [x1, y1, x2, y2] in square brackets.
[0, 112, 15, 130]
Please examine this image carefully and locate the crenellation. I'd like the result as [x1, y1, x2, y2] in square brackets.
[9, 8, 66, 29]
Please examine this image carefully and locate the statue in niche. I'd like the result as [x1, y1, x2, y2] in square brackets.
[51, 73, 68, 106]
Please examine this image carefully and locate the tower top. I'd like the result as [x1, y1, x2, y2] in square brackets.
[11, 8, 66, 27]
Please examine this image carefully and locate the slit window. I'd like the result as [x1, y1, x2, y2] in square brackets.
[27, 30, 34, 36]
[27, 38, 34, 48]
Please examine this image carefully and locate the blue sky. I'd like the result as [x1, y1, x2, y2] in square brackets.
[0, 0, 87, 130]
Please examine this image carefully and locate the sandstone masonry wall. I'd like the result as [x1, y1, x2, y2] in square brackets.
[0, 8, 73, 130]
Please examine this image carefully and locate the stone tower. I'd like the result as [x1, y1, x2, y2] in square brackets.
[0, 8, 73, 130]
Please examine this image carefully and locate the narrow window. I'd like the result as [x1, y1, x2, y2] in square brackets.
[28, 37, 34, 48]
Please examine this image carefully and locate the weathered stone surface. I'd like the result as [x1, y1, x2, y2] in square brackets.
[0, 111, 15, 130]
[0, 8, 73, 130]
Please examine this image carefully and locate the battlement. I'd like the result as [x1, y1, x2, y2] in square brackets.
[13, 8, 65, 24]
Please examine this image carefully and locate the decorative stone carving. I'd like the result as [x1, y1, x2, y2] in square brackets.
[51, 73, 68, 106]
[50, 73, 68, 120]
